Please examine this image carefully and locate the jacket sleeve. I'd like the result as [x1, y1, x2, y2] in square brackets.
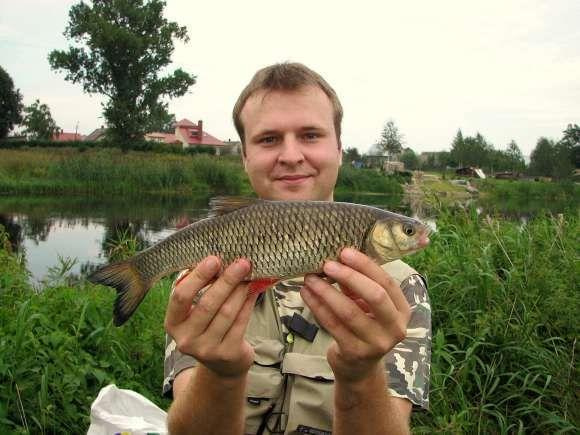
[384, 274, 431, 410]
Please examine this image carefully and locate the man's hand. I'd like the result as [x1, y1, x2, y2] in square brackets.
[164, 256, 258, 379]
[301, 247, 411, 384]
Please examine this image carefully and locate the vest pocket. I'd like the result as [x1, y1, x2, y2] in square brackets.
[246, 363, 284, 433]
[282, 353, 335, 434]
[245, 338, 285, 434]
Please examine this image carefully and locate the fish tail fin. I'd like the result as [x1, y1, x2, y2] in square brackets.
[88, 259, 151, 326]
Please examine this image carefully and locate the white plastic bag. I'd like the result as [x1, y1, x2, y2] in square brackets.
[87, 384, 168, 435]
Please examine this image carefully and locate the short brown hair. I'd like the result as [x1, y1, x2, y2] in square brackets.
[232, 62, 343, 153]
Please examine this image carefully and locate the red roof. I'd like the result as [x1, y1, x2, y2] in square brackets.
[53, 132, 84, 141]
[175, 118, 196, 127]
[177, 127, 224, 146]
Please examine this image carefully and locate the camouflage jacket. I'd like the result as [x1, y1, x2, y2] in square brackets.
[163, 260, 431, 433]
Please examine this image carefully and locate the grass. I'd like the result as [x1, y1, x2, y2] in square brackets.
[407, 207, 579, 433]
[0, 228, 173, 433]
[0, 148, 404, 198]
[0, 148, 247, 196]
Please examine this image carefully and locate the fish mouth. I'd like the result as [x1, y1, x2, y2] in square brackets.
[417, 226, 431, 248]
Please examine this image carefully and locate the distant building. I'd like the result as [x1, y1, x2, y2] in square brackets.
[222, 139, 242, 155]
[53, 132, 85, 142]
[85, 127, 107, 141]
[363, 154, 406, 173]
[145, 118, 225, 154]
[455, 166, 486, 179]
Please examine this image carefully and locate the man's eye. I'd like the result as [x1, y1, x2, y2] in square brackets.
[304, 132, 319, 141]
[259, 136, 277, 144]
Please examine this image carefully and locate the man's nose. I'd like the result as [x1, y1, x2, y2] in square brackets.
[278, 136, 305, 164]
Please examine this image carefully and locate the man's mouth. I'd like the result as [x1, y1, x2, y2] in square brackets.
[276, 174, 312, 184]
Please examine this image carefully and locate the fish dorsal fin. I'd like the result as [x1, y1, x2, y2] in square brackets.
[208, 196, 262, 217]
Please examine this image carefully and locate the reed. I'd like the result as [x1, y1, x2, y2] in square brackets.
[0, 148, 403, 197]
[0, 148, 246, 196]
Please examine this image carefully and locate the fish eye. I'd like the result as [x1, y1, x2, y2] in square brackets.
[403, 224, 415, 236]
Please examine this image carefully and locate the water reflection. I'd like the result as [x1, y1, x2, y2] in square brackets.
[0, 194, 211, 284]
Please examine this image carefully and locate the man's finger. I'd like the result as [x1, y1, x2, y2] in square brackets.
[222, 292, 259, 346]
[321, 260, 400, 328]
[300, 284, 365, 352]
[203, 283, 250, 343]
[339, 248, 409, 313]
[303, 274, 381, 343]
[188, 259, 251, 332]
[165, 256, 220, 327]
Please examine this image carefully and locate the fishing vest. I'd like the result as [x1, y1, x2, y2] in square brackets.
[243, 260, 420, 435]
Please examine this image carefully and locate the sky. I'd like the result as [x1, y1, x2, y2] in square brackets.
[1, 0, 579, 156]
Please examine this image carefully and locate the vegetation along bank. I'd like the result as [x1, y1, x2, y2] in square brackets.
[0, 205, 578, 433]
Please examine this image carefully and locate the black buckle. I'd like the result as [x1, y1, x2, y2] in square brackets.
[288, 313, 319, 342]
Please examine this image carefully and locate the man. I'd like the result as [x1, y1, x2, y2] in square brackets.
[163, 63, 431, 434]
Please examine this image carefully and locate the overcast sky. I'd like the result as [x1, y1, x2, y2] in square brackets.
[1, 0, 579, 156]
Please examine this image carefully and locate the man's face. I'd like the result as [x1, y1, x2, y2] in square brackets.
[240, 86, 342, 202]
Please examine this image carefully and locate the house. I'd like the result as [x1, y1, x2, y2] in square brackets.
[144, 131, 181, 144]
[362, 155, 406, 173]
[53, 132, 85, 142]
[85, 127, 107, 141]
[146, 119, 225, 154]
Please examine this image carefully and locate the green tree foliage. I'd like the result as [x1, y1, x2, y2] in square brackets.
[48, 0, 196, 149]
[450, 132, 494, 169]
[376, 119, 404, 155]
[505, 140, 525, 171]
[22, 100, 61, 140]
[399, 147, 419, 170]
[560, 123, 579, 169]
[343, 146, 361, 163]
[0, 66, 23, 139]
[529, 137, 555, 177]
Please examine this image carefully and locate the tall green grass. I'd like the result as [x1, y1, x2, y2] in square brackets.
[408, 207, 578, 433]
[0, 227, 173, 433]
[0, 148, 403, 197]
[0, 148, 246, 196]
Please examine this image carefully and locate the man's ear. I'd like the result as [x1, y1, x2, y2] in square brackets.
[241, 145, 249, 172]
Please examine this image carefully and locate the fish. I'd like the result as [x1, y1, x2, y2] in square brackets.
[88, 197, 430, 326]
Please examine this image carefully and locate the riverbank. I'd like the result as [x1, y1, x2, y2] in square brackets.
[0, 148, 402, 197]
[408, 171, 579, 214]
[1, 207, 577, 433]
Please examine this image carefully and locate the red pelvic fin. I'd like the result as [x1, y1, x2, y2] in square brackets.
[249, 278, 280, 295]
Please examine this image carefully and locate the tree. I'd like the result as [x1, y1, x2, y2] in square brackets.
[343, 147, 361, 163]
[48, 0, 196, 148]
[560, 123, 579, 169]
[376, 119, 404, 156]
[505, 140, 525, 172]
[529, 137, 555, 177]
[400, 148, 419, 170]
[22, 100, 61, 140]
[0, 66, 23, 139]
[450, 130, 495, 170]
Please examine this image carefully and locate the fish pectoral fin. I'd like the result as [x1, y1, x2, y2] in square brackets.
[248, 278, 280, 295]
[208, 196, 263, 217]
